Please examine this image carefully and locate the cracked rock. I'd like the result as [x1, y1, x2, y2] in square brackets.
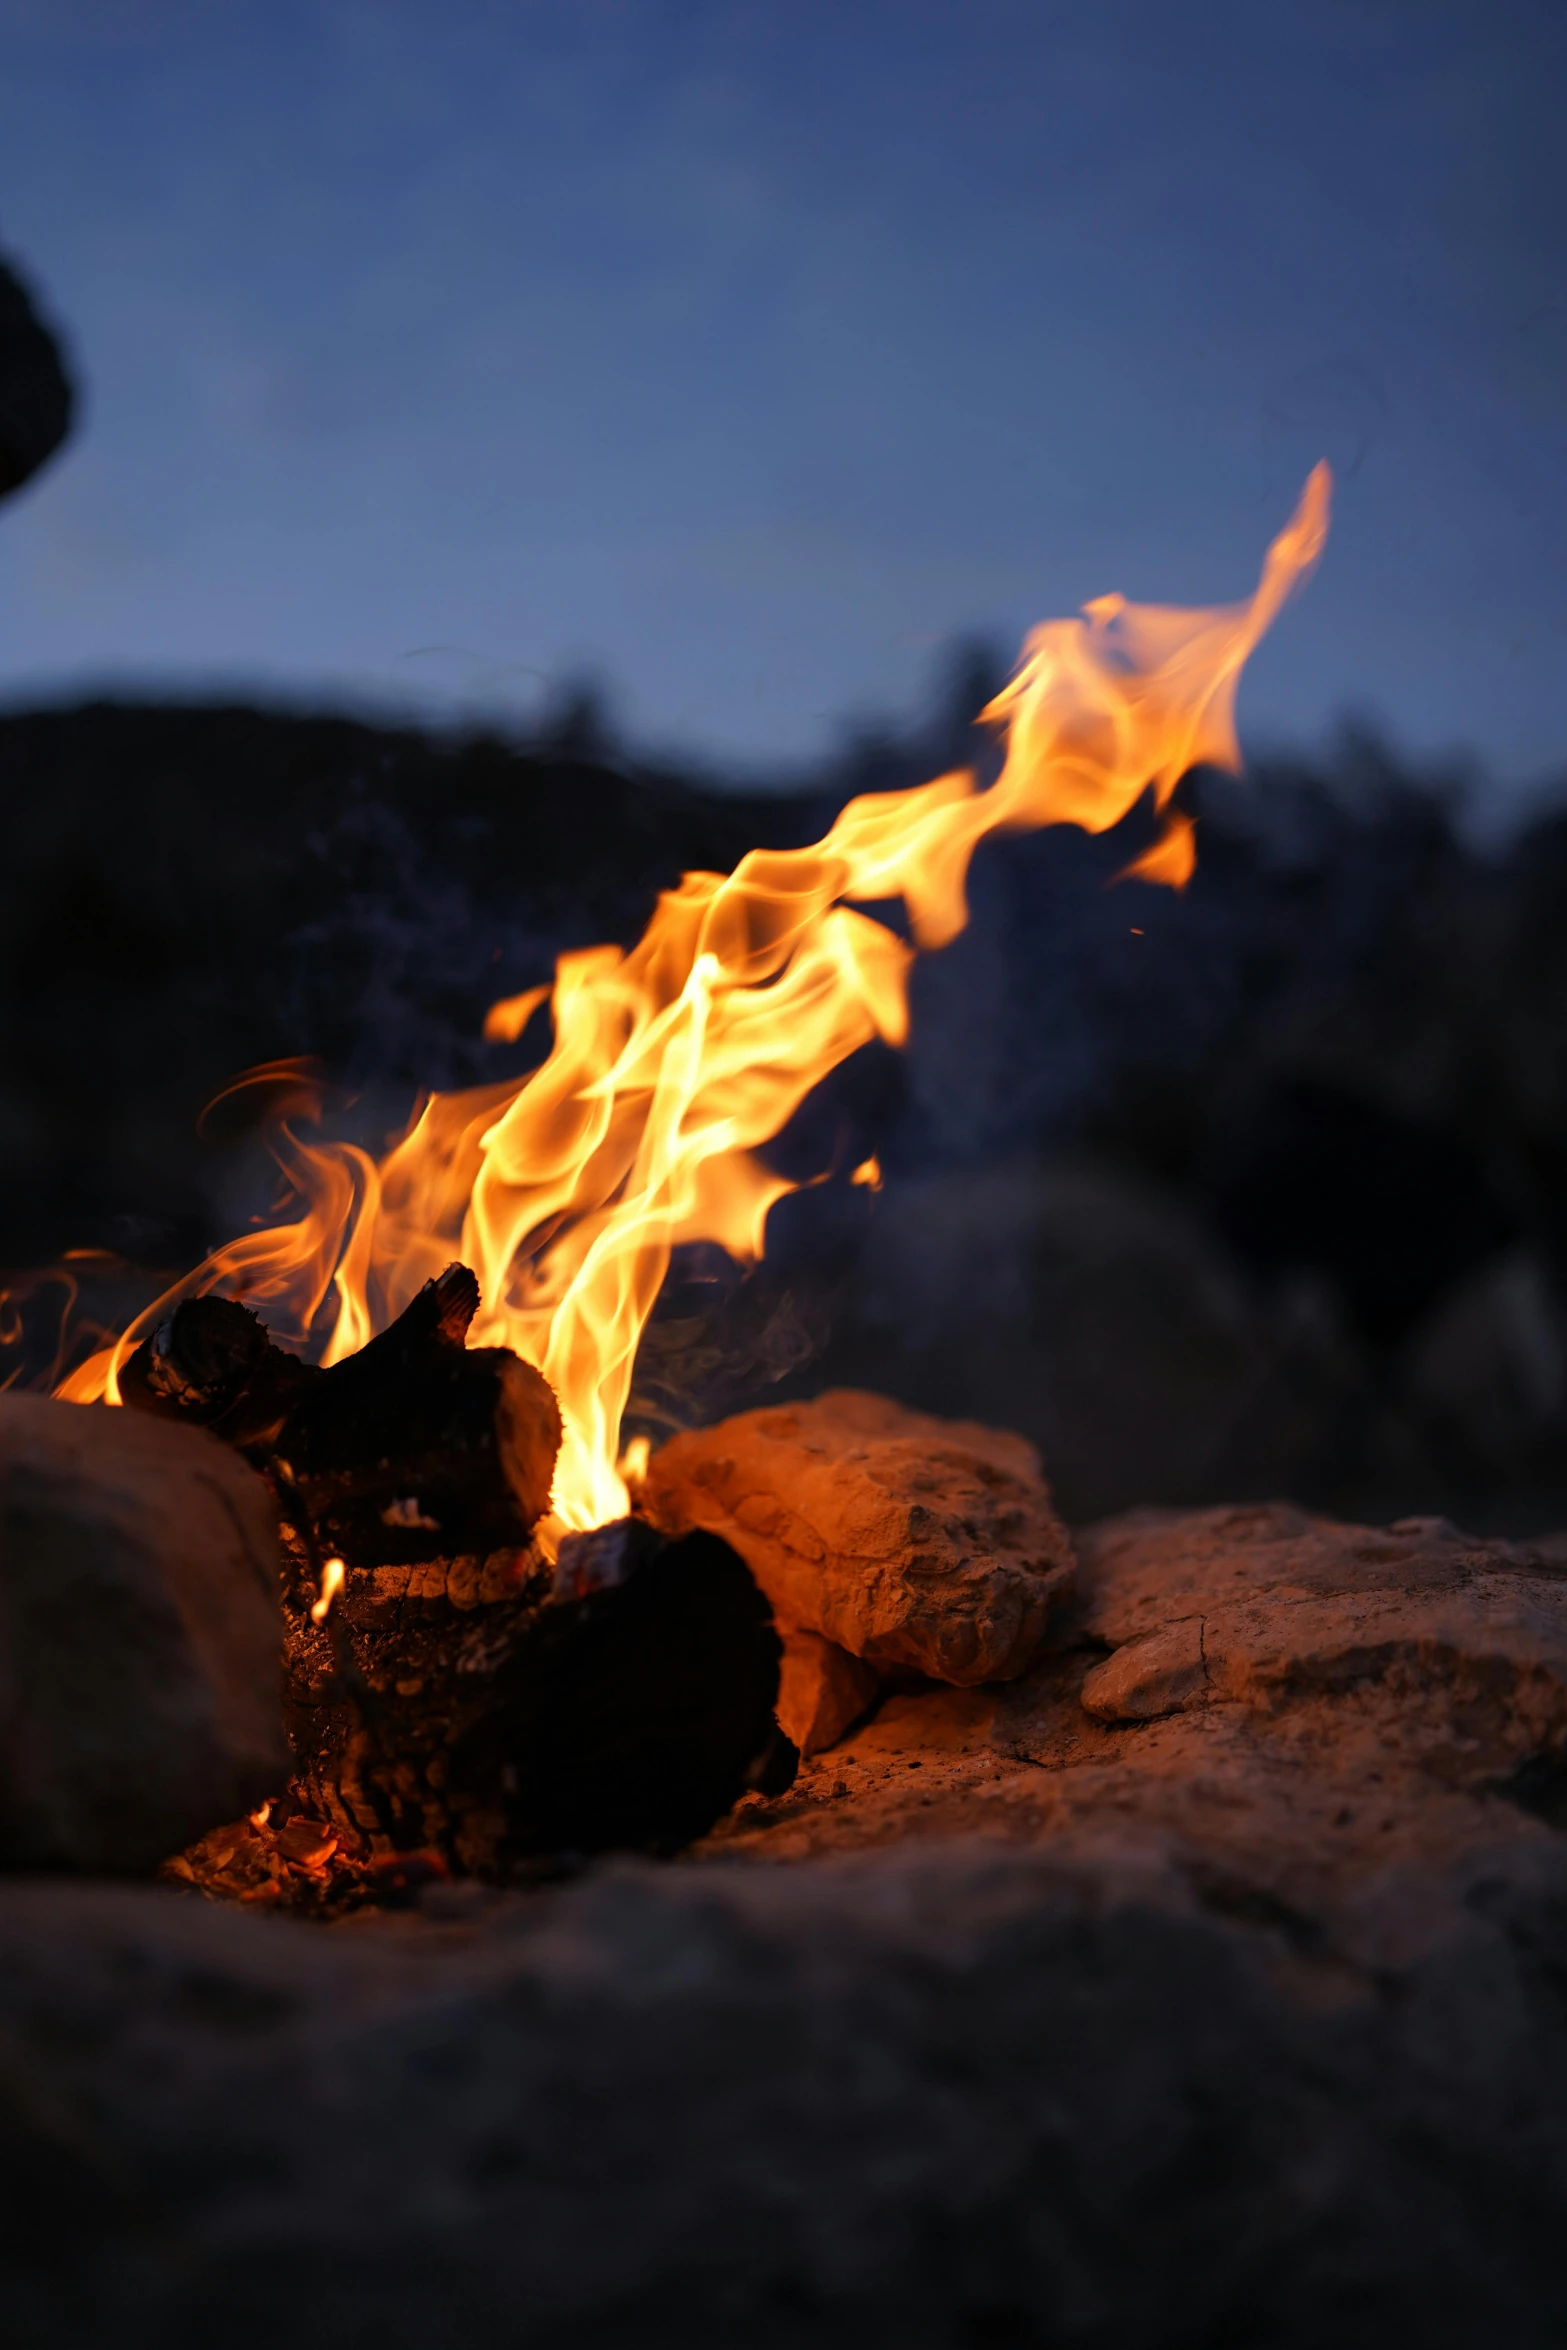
[1073, 1503, 1567, 1763]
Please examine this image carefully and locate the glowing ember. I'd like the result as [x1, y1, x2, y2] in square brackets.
[310, 1555, 346, 1624]
[58, 468, 1330, 1531]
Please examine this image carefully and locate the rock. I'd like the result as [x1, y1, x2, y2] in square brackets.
[8, 1839, 1567, 2346]
[701, 1500, 1567, 1917]
[642, 1388, 1074, 1683]
[1080, 1614, 1208, 1719]
[1400, 1247, 1567, 1484]
[1073, 1503, 1567, 1752]
[775, 1627, 881, 1753]
[0, 251, 74, 500]
[8, 1498, 1567, 2340]
[0, 1395, 288, 1871]
[812, 1154, 1368, 1521]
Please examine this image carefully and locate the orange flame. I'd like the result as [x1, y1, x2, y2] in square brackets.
[310, 1556, 346, 1624]
[59, 468, 1330, 1530]
[1119, 808, 1197, 890]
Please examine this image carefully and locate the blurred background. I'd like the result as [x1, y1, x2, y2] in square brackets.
[4, 0, 1567, 1530]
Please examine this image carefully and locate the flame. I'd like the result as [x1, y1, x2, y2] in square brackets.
[1119, 808, 1197, 889]
[310, 1556, 346, 1624]
[482, 983, 551, 1046]
[618, 1433, 652, 1491]
[59, 468, 1329, 1528]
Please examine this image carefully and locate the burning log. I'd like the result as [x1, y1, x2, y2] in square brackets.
[274, 1515, 787, 1880]
[125, 1266, 787, 1885]
[124, 1264, 562, 1564]
[274, 1265, 561, 1565]
[119, 1292, 320, 1457]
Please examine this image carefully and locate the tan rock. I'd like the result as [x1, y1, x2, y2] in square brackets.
[642, 1388, 1075, 1684]
[700, 1503, 1567, 1909]
[776, 1629, 881, 1754]
[1080, 1616, 1207, 1720]
[1074, 1503, 1567, 1751]
[0, 1394, 288, 1871]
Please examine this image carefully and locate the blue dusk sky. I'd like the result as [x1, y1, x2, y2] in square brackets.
[0, 0, 1564, 806]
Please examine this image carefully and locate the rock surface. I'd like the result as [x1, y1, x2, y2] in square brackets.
[642, 1388, 1075, 1683]
[1074, 1502, 1567, 1764]
[0, 1395, 287, 1871]
[9, 1499, 1567, 2344]
[774, 1626, 881, 1754]
[705, 1503, 1567, 1904]
[7, 1838, 1567, 2347]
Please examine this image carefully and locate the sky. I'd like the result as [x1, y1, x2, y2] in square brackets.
[1, 0, 1565, 805]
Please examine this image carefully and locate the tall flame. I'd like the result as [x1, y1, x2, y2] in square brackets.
[59, 467, 1330, 1530]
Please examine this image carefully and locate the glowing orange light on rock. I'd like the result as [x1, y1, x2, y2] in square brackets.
[59, 468, 1330, 1528]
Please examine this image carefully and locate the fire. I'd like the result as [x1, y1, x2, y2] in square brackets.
[58, 468, 1330, 1531]
[310, 1556, 346, 1624]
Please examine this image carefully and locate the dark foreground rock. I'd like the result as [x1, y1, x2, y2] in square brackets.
[0, 1396, 287, 1870]
[6, 1838, 1567, 2348]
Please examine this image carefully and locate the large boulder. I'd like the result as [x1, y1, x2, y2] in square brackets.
[642, 1388, 1075, 1684]
[6, 1838, 1567, 2347]
[813, 1155, 1366, 1521]
[0, 1395, 287, 1870]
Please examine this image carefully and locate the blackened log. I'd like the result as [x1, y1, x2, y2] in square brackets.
[120, 1294, 321, 1459]
[275, 1265, 561, 1564]
[280, 1518, 790, 1874]
[123, 1265, 563, 1563]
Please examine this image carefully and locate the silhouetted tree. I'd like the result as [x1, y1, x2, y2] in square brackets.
[0, 247, 74, 500]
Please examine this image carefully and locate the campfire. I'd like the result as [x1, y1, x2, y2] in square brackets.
[32, 468, 1329, 1904]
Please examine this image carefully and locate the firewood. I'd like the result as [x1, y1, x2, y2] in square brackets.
[274, 1265, 561, 1565]
[125, 1266, 792, 1882]
[277, 1515, 791, 1876]
[124, 1265, 563, 1565]
[119, 1293, 321, 1459]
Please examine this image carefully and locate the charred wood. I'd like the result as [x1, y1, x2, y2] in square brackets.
[124, 1264, 562, 1564]
[120, 1294, 321, 1458]
[276, 1516, 789, 1878]
[133, 1265, 789, 1886]
[276, 1265, 560, 1564]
